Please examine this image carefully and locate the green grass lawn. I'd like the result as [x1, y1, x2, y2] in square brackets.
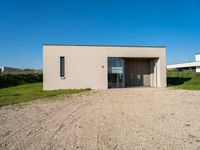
[0, 82, 90, 106]
[167, 71, 200, 90]
[1, 71, 199, 106]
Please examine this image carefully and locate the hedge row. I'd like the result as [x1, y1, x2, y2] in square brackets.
[167, 71, 200, 78]
[0, 72, 43, 88]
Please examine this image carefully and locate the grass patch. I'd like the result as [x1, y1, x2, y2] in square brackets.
[0, 82, 90, 106]
[167, 71, 200, 90]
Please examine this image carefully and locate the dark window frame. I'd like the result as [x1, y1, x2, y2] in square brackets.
[60, 56, 65, 77]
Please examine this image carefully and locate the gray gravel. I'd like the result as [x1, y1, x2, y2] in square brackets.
[1, 88, 200, 150]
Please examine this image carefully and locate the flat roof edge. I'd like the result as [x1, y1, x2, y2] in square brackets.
[167, 61, 200, 66]
[43, 44, 166, 48]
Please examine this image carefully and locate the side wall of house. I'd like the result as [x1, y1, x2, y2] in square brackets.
[43, 46, 108, 90]
[43, 46, 166, 90]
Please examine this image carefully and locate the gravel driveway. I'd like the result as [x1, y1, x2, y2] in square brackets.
[1, 88, 200, 150]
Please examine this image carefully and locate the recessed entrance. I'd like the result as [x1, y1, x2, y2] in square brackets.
[108, 57, 158, 88]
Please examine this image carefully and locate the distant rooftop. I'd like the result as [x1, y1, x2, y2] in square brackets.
[43, 44, 166, 48]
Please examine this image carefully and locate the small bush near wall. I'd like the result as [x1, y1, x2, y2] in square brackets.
[0, 71, 43, 89]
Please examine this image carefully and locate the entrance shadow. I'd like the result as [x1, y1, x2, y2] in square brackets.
[167, 77, 191, 86]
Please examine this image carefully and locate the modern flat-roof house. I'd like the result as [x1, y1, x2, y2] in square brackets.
[43, 45, 166, 90]
[167, 53, 200, 72]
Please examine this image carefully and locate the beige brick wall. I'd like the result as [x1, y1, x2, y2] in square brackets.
[43, 45, 166, 90]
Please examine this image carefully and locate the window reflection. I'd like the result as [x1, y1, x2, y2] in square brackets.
[108, 58, 124, 88]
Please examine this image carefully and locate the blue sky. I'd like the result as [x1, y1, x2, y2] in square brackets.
[0, 0, 200, 69]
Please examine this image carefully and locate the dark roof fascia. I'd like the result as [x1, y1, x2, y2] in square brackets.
[43, 44, 166, 48]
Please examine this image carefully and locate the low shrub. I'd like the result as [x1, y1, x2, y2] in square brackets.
[167, 71, 200, 78]
[0, 72, 43, 88]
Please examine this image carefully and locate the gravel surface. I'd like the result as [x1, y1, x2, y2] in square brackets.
[1, 88, 200, 150]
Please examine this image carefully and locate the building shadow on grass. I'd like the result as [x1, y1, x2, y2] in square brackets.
[167, 77, 191, 86]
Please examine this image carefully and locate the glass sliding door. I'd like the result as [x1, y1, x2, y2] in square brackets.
[108, 57, 125, 88]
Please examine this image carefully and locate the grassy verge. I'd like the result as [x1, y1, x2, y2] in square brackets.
[0, 82, 90, 106]
[167, 71, 200, 90]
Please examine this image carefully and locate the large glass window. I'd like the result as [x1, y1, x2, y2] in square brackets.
[108, 57, 124, 88]
[60, 57, 65, 77]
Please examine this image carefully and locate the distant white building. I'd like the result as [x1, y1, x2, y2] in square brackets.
[0, 66, 21, 73]
[167, 53, 200, 72]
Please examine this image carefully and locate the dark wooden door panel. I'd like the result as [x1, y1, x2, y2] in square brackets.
[125, 59, 150, 87]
